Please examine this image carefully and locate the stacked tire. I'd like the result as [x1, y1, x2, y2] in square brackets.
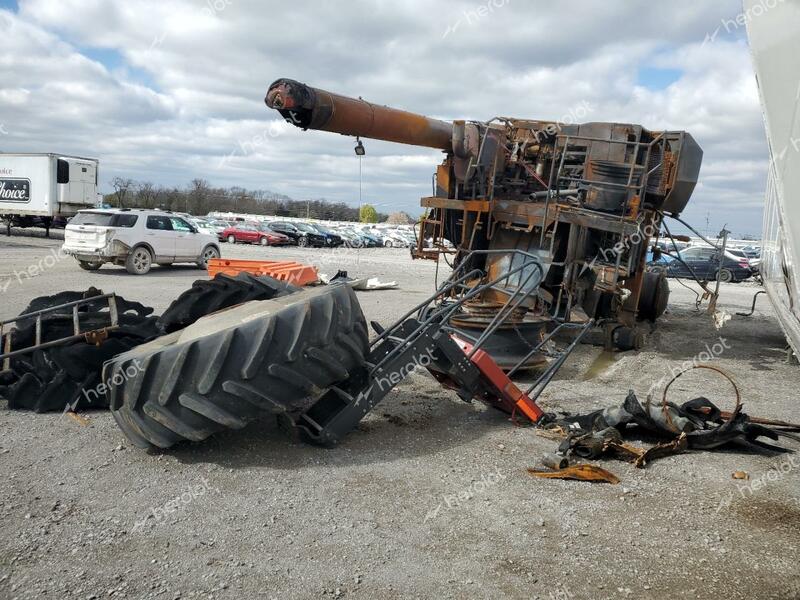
[0, 274, 304, 414]
[0, 290, 159, 412]
[156, 272, 299, 333]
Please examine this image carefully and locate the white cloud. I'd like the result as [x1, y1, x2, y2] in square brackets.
[0, 0, 769, 235]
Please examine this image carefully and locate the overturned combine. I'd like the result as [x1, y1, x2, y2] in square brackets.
[265, 79, 703, 357]
[1, 82, 705, 451]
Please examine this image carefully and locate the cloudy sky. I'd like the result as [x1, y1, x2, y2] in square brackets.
[0, 0, 769, 236]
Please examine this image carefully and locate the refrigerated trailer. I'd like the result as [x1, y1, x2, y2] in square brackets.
[0, 153, 99, 237]
[746, 0, 800, 358]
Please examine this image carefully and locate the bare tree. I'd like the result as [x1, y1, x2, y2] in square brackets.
[137, 181, 157, 209]
[101, 178, 391, 222]
[387, 211, 413, 225]
[111, 177, 134, 208]
[188, 178, 211, 214]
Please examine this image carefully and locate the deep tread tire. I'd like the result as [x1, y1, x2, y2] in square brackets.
[104, 285, 369, 449]
[156, 272, 299, 334]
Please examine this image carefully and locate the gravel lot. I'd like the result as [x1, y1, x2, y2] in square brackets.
[1, 230, 798, 600]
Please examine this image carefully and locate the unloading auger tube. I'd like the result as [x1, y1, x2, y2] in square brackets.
[265, 78, 454, 150]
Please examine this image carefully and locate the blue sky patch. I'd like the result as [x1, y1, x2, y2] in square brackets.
[79, 46, 159, 91]
[80, 46, 125, 72]
[637, 66, 683, 90]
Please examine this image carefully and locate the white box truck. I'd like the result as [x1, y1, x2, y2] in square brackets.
[0, 153, 100, 237]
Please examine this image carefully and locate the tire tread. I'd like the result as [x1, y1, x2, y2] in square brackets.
[106, 286, 368, 448]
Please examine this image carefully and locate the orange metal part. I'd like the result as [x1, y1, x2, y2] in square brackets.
[207, 258, 319, 286]
[451, 336, 544, 422]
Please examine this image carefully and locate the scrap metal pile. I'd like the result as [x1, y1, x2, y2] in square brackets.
[531, 367, 800, 482]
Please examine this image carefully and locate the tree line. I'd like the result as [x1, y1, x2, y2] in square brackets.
[105, 178, 390, 223]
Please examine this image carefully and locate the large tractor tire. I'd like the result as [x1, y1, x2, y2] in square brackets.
[104, 284, 369, 449]
[156, 272, 299, 334]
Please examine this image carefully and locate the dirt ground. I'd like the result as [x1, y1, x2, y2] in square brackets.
[1, 230, 799, 600]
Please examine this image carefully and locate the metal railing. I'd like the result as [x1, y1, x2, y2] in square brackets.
[0, 294, 120, 371]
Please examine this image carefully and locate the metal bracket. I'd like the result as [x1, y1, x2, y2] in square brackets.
[0, 293, 120, 369]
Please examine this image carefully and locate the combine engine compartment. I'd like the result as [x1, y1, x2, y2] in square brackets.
[266, 78, 703, 354]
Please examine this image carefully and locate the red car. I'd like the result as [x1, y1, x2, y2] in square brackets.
[221, 223, 291, 246]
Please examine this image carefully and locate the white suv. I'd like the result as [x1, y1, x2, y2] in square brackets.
[63, 209, 221, 275]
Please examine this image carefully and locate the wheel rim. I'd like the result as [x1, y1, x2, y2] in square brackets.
[299, 237, 308, 247]
[227, 235, 235, 243]
[720, 269, 732, 283]
[260, 237, 268, 245]
[133, 248, 151, 272]
[203, 248, 218, 263]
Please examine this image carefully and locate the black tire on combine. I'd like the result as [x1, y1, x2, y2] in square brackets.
[156, 272, 299, 334]
[638, 270, 670, 322]
[104, 284, 369, 449]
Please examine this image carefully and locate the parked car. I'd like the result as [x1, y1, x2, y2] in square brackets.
[358, 227, 389, 246]
[63, 209, 220, 275]
[178, 214, 216, 236]
[268, 221, 327, 247]
[208, 219, 234, 238]
[399, 231, 419, 247]
[648, 246, 752, 283]
[256, 223, 292, 246]
[728, 247, 760, 270]
[654, 239, 689, 254]
[221, 223, 289, 246]
[645, 249, 673, 270]
[333, 228, 364, 247]
[351, 229, 382, 247]
[307, 224, 344, 247]
[741, 245, 761, 259]
[383, 230, 413, 248]
[294, 222, 341, 247]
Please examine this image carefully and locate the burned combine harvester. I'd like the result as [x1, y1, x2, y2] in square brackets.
[1, 81, 705, 452]
[266, 79, 703, 358]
